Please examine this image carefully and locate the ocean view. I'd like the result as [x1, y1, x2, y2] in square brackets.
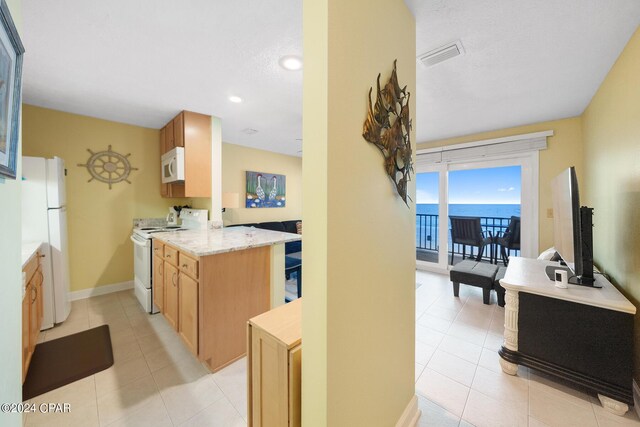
[417, 203, 521, 218]
[416, 204, 521, 252]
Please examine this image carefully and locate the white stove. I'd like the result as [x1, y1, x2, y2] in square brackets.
[131, 209, 208, 313]
[133, 225, 186, 240]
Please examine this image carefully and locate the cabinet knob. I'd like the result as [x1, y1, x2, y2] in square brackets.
[182, 264, 188, 268]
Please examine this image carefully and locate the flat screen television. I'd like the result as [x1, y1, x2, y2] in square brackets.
[548, 167, 597, 286]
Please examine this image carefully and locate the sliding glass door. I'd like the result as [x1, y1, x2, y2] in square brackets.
[416, 153, 538, 273]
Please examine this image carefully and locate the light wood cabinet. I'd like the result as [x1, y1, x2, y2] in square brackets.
[173, 111, 184, 148]
[179, 252, 198, 280]
[247, 298, 302, 427]
[160, 127, 169, 198]
[161, 242, 199, 355]
[154, 241, 270, 371]
[159, 110, 212, 198]
[22, 252, 43, 383]
[178, 273, 198, 355]
[153, 254, 164, 312]
[165, 120, 175, 152]
[22, 289, 30, 382]
[163, 261, 179, 330]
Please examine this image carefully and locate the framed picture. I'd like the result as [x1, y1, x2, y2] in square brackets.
[246, 171, 286, 208]
[0, 0, 24, 180]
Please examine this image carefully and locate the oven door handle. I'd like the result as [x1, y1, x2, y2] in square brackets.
[130, 235, 150, 247]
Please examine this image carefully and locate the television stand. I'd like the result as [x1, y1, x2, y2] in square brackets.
[544, 265, 600, 287]
[499, 257, 635, 415]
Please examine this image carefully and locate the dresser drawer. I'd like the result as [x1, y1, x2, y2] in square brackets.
[153, 241, 164, 258]
[179, 252, 199, 279]
[164, 245, 178, 265]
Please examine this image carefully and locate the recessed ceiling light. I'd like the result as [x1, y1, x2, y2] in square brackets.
[229, 95, 242, 103]
[279, 55, 303, 71]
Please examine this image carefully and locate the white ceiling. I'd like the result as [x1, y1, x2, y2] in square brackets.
[22, 0, 303, 156]
[407, 0, 640, 143]
[22, 1, 640, 154]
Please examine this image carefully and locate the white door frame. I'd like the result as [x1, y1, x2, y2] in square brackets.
[415, 151, 539, 274]
[415, 163, 449, 273]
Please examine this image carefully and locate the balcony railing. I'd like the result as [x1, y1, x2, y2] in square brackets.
[416, 214, 519, 263]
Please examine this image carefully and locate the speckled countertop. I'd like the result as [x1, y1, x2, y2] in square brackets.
[152, 226, 301, 257]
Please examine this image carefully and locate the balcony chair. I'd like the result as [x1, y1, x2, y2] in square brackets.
[496, 216, 521, 266]
[449, 216, 494, 265]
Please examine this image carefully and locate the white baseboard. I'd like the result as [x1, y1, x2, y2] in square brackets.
[396, 395, 420, 427]
[633, 379, 640, 418]
[69, 280, 134, 301]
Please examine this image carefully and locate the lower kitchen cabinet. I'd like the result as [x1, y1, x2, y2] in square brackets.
[163, 261, 179, 330]
[178, 272, 198, 355]
[22, 289, 30, 382]
[22, 252, 43, 383]
[247, 298, 301, 427]
[160, 243, 199, 355]
[153, 240, 270, 371]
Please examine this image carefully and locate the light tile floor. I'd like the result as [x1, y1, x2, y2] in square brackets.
[23, 271, 640, 426]
[414, 269, 640, 427]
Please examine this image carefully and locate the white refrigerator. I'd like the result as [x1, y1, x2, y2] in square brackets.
[22, 156, 71, 328]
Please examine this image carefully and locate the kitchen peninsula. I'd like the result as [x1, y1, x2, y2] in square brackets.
[152, 226, 301, 372]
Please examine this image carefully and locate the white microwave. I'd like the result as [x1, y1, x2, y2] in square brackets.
[161, 147, 185, 183]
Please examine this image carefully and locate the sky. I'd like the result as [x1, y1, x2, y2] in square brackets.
[416, 165, 521, 204]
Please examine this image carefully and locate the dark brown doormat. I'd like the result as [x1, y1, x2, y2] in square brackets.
[23, 325, 114, 401]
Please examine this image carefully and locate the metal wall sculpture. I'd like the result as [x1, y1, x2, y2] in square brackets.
[362, 59, 413, 206]
[78, 145, 138, 189]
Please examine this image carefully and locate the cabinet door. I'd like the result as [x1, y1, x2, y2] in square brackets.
[165, 120, 175, 151]
[163, 262, 179, 330]
[173, 112, 184, 148]
[153, 255, 164, 312]
[22, 292, 30, 383]
[160, 127, 169, 197]
[36, 265, 44, 327]
[178, 273, 198, 355]
[288, 345, 302, 427]
[29, 281, 39, 356]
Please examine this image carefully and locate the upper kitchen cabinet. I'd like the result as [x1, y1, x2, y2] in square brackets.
[160, 111, 212, 198]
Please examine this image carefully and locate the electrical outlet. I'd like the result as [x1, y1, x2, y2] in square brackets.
[547, 208, 553, 218]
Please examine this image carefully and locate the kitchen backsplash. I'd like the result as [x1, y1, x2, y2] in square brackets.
[133, 218, 168, 228]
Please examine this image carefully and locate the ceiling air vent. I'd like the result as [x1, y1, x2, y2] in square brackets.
[418, 40, 464, 68]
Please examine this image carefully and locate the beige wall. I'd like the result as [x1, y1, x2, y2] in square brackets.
[582, 27, 640, 380]
[303, 0, 416, 425]
[0, 0, 23, 423]
[22, 105, 188, 292]
[220, 143, 302, 225]
[417, 117, 584, 251]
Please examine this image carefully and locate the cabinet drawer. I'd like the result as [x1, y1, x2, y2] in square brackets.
[153, 241, 164, 257]
[179, 252, 199, 279]
[23, 252, 39, 284]
[164, 245, 178, 265]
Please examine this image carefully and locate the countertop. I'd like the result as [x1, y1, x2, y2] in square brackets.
[22, 241, 43, 269]
[500, 257, 636, 314]
[152, 226, 301, 257]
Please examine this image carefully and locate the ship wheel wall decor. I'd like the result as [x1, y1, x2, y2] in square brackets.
[362, 59, 414, 206]
[78, 145, 138, 190]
